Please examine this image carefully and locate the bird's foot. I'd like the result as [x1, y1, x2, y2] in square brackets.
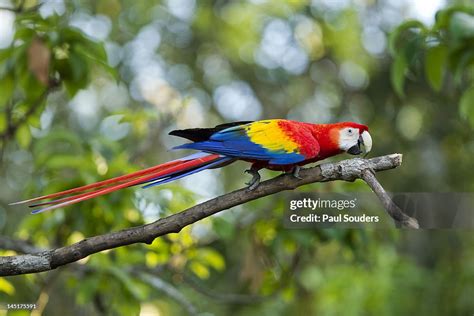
[364, 166, 376, 176]
[290, 166, 303, 180]
[244, 169, 261, 191]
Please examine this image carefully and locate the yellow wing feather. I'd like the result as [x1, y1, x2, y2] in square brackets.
[245, 120, 300, 153]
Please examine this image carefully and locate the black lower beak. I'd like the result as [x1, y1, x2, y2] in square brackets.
[347, 144, 362, 155]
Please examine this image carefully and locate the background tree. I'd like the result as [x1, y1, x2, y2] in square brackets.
[0, 0, 473, 315]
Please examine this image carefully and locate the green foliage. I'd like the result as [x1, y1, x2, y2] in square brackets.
[0, 278, 15, 295]
[0, 1, 473, 315]
[15, 124, 31, 148]
[391, 53, 408, 97]
[0, 73, 14, 106]
[460, 86, 474, 125]
[425, 44, 448, 91]
[390, 6, 474, 126]
[0, 6, 115, 147]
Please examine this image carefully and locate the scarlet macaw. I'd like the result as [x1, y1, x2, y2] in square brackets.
[12, 119, 372, 213]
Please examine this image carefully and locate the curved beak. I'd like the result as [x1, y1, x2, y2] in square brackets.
[360, 130, 372, 154]
[347, 131, 372, 156]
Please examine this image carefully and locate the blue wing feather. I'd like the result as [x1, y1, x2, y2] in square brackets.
[142, 157, 233, 188]
[173, 123, 306, 165]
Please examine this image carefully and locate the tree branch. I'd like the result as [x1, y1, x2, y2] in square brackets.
[0, 153, 416, 276]
[360, 169, 419, 228]
[0, 236, 44, 254]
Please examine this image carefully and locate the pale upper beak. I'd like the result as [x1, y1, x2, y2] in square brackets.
[346, 130, 372, 156]
[360, 130, 372, 154]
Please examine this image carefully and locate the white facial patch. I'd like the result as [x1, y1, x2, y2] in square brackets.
[338, 127, 360, 151]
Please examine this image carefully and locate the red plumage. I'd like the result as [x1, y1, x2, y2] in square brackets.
[11, 120, 371, 213]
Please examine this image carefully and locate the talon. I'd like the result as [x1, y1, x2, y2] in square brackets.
[292, 166, 303, 180]
[362, 166, 376, 176]
[247, 181, 260, 191]
[244, 168, 261, 190]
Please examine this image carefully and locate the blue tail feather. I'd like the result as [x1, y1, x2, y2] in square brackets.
[141, 157, 233, 189]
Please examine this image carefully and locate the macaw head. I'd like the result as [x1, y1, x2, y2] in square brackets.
[335, 122, 372, 156]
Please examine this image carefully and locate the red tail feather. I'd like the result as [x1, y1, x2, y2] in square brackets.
[11, 153, 223, 213]
[10, 159, 186, 206]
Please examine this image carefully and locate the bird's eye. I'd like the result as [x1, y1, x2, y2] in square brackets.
[348, 129, 352, 134]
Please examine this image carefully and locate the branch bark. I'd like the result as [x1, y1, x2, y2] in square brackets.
[0, 153, 417, 276]
[360, 169, 419, 228]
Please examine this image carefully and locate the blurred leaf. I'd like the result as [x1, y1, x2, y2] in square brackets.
[449, 12, 474, 41]
[0, 73, 14, 106]
[97, 0, 122, 17]
[434, 6, 473, 30]
[425, 45, 447, 91]
[0, 48, 13, 64]
[69, 49, 89, 82]
[33, 128, 84, 161]
[197, 248, 225, 271]
[449, 48, 474, 85]
[76, 276, 100, 305]
[62, 26, 118, 80]
[212, 217, 235, 240]
[403, 33, 425, 65]
[0, 115, 6, 133]
[15, 25, 36, 41]
[63, 80, 81, 97]
[388, 20, 426, 98]
[16, 124, 31, 148]
[75, 42, 118, 80]
[62, 27, 90, 43]
[460, 86, 474, 127]
[104, 266, 148, 300]
[189, 261, 210, 279]
[146, 251, 164, 267]
[62, 50, 89, 97]
[391, 53, 407, 97]
[45, 155, 90, 170]
[9, 47, 27, 84]
[299, 266, 324, 291]
[27, 113, 41, 128]
[389, 20, 426, 56]
[0, 278, 15, 295]
[19, 70, 44, 101]
[75, 41, 107, 65]
[281, 284, 296, 302]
